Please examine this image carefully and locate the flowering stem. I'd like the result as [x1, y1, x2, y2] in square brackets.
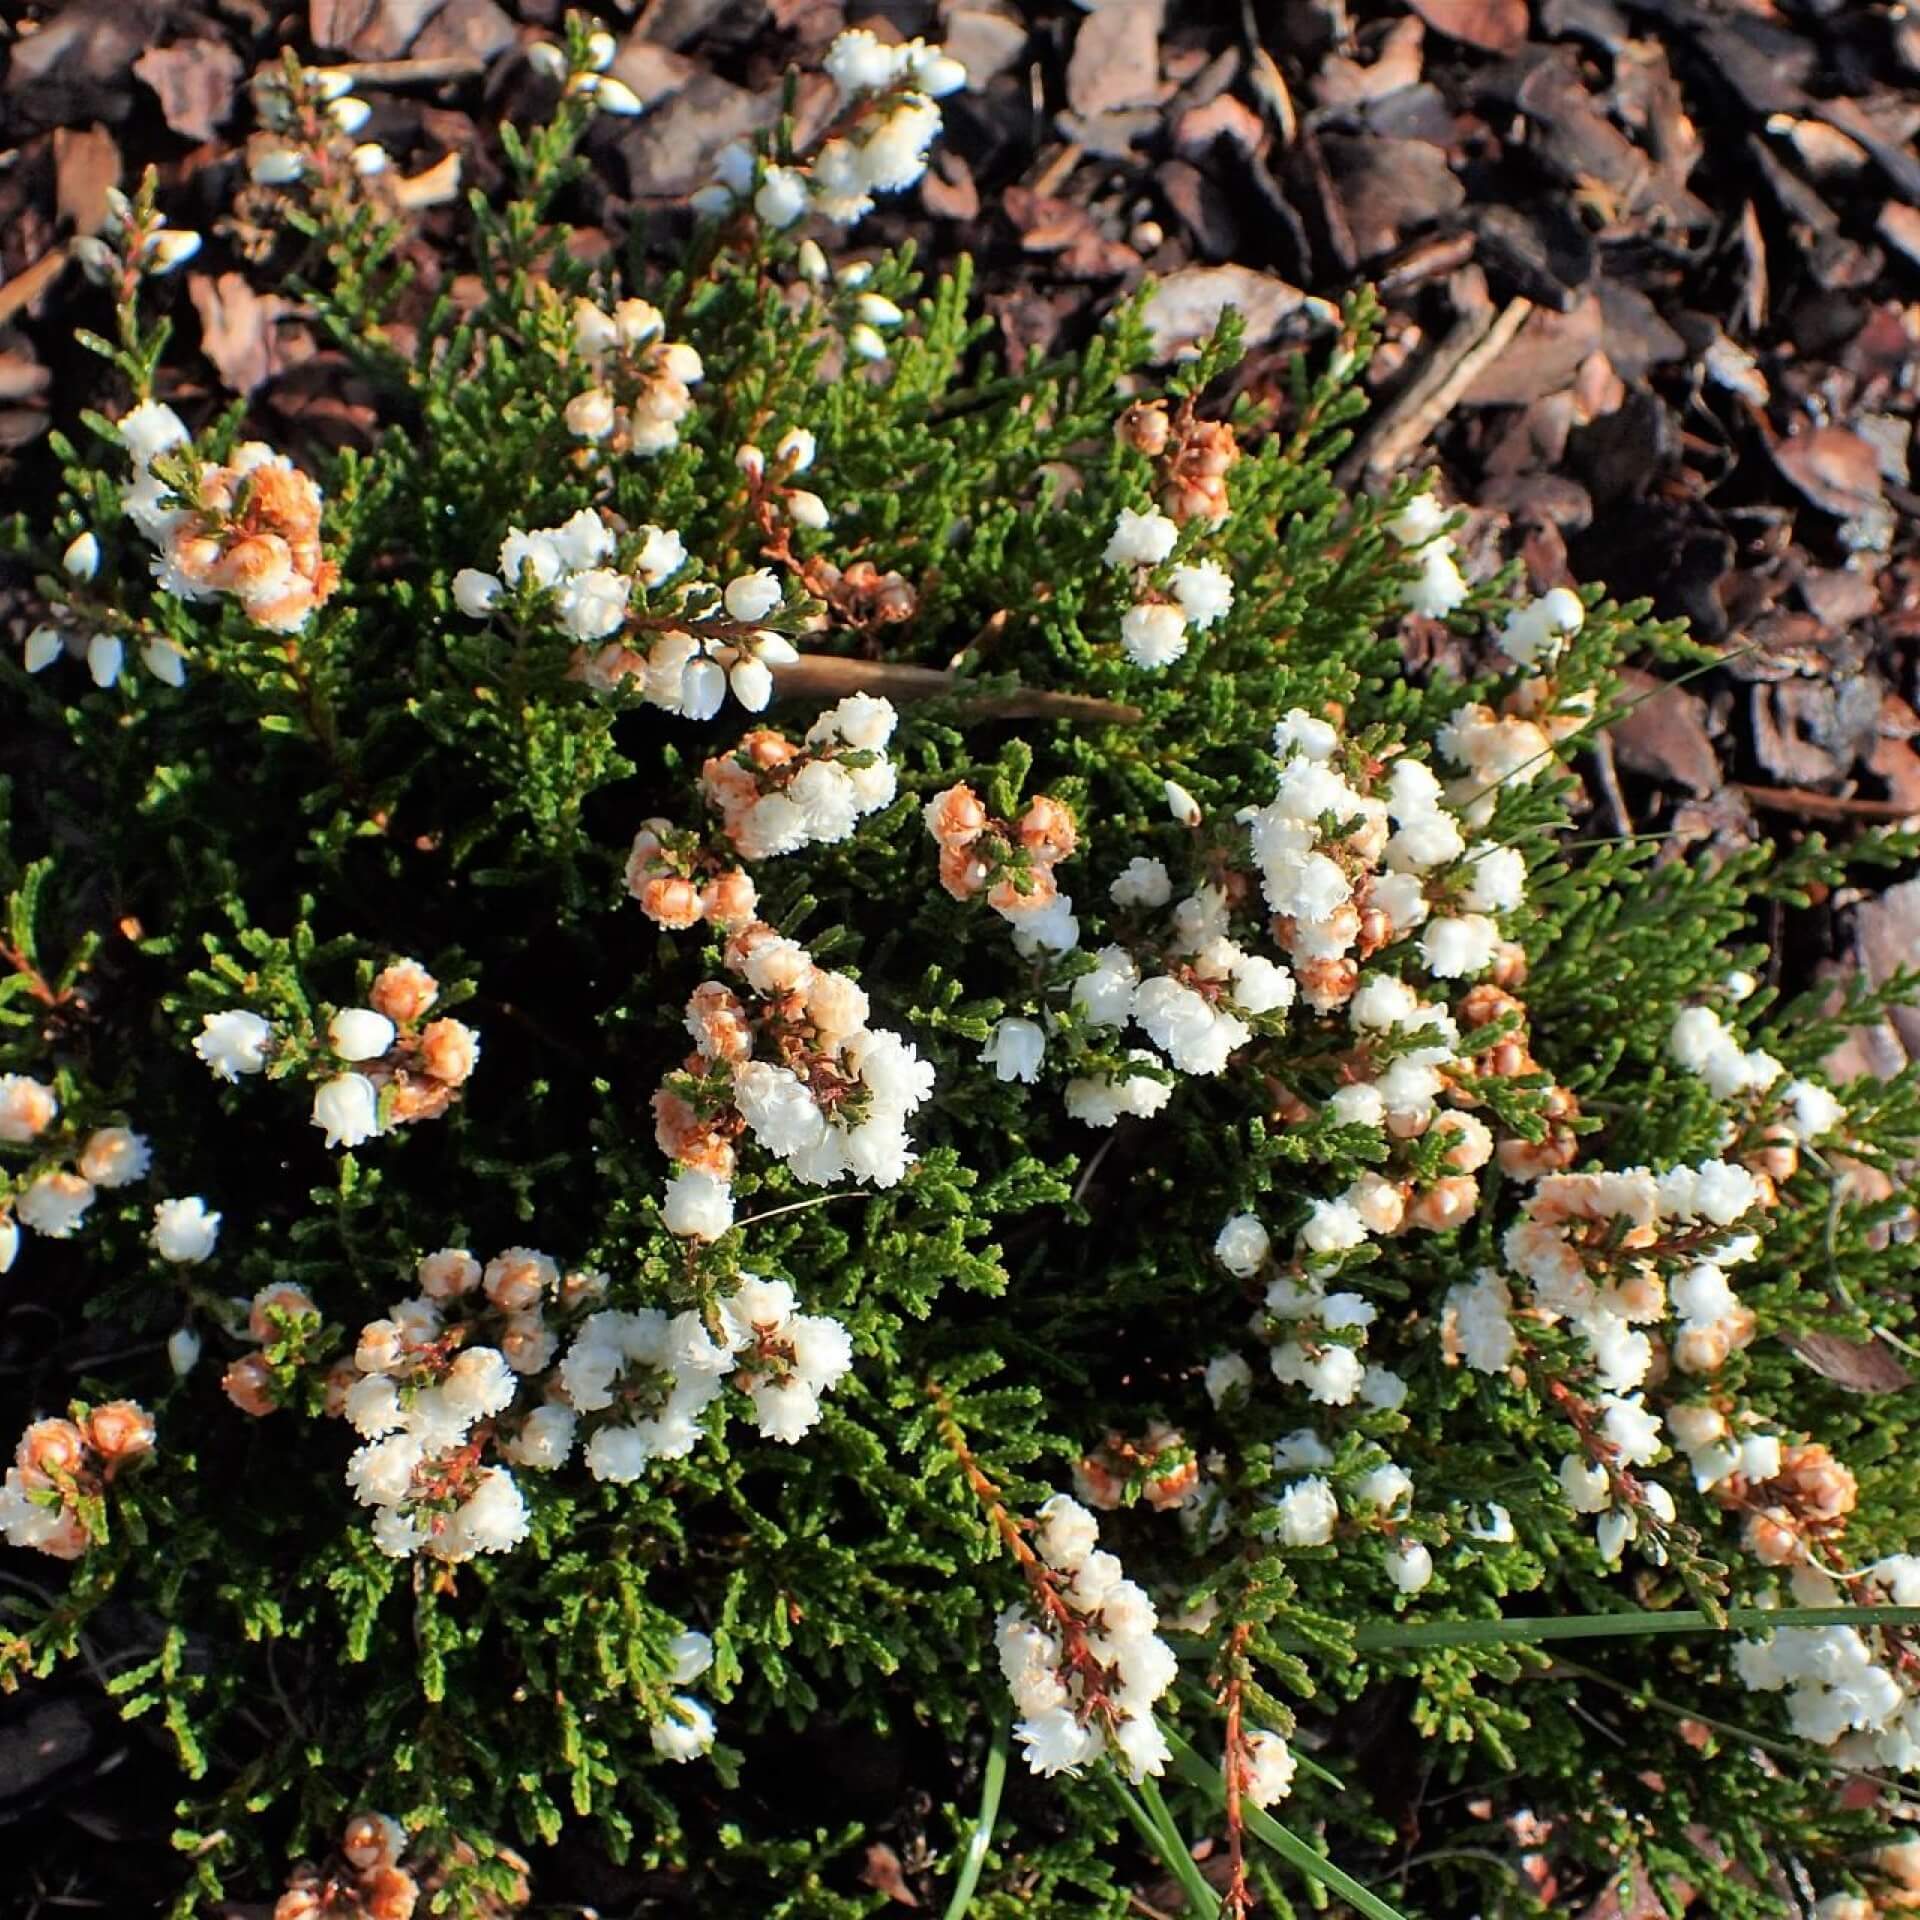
[1216, 1622, 1252, 1920]
[1164, 1728, 1409, 1920]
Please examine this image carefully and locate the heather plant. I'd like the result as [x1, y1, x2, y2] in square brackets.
[8, 22, 1920, 1920]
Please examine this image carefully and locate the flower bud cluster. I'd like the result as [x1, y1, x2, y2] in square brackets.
[997, 1494, 1178, 1781]
[0, 1402, 155, 1559]
[131, 418, 339, 636]
[1100, 506, 1234, 670]
[248, 62, 392, 193]
[1116, 401, 1242, 526]
[71, 183, 201, 286]
[526, 26, 643, 117]
[0, 1073, 162, 1268]
[626, 822, 758, 933]
[564, 1274, 852, 1474]
[272, 1810, 418, 1920]
[926, 783, 1081, 956]
[564, 296, 704, 458]
[699, 696, 899, 861]
[654, 920, 935, 1238]
[696, 30, 965, 231]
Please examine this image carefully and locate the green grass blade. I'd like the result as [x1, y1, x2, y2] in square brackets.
[1104, 1771, 1220, 1917]
[942, 1724, 1009, 1920]
[1344, 1602, 1920, 1654]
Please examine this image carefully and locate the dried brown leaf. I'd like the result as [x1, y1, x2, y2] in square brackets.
[1771, 426, 1885, 517]
[1785, 1333, 1914, 1395]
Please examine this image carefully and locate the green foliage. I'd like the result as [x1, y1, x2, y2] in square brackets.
[5, 40, 1920, 1920]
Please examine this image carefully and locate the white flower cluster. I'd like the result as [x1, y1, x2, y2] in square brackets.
[696, 30, 965, 231]
[193, 959, 479, 1153]
[563, 296, 704, 457]
[344, 1256, 546, 1563]
[331, 1244, 853, 1555]
[1267, 1432, 1434, 1594]
[1383, 492, 1469, 619]
[1101, 507, 1234, 670]
[1250, 713, 1522, 1009]
[701, 696, 900, 859]
[566, 1275, 853, 1476]
[654, 922, 935, 1240]
[997, 1494, 1177, 1780]
[1736, 1561, 1920, 1768]
[453, 506, 641, 637]
[1497, 1161, 1768, 1408]
[0, 1078, 161, 1266]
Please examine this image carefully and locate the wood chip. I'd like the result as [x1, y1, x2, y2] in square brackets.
[1066, 0, 1166, 118]
[1137, 265, 1333, 362]
[188, 271, 292, 397]
[133, 40, 245, 142]
[1405, 0, 1528, 54]
[1785, 1333, 1914, 1395]
[53, 124, 122, 236]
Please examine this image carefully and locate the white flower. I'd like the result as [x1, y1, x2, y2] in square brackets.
[848, 322, 888, 361]
[1214, 1213, 1271, 1277]
[452, 569, 501, 616]
[1015, 1705, 1100, 1775]
[24, 626, 61, 672]
[663, 1168, 734, 1241]
[1103, 507, 1179, 568]
[981, 1017, 1046, 1084]
[1244, 1729, 1297, 1807]
[1204, 1352, 1253, 1405]
[1386, 494, 1449, 545]
[1419, 914, 1499, 979]
[195, 1009, 272, 1081]
[151, 1196, 221, 1263]
[329, 1007, 396, 1062]
[1120, 602, 1188, 669]
[167, 1327, 201, 1375]
[313, 1073, 382, 1149]
[634, 525, 687, 586]
[1782, 1078, 1845, 1142]
[650, 1696, 717, 1761]
[449, 1468, 529, 1554]
[0, 1075, 56, 1143]
[559, 568, 631, 641]
[1300, 1198, 1367, 1254]
[1404, 542, 1469, 618]
[1460, 843, 1527, 914]
[754, 165, 810, 228]
[825, 26, 906, 95]
[1035, 1493, 1099, 1571]
[142, 638, 187, 685]
[17, 1172, 94, 1239]
[119, 400, 189, 466]
[63, 532, 100, 580]
[1273, 1476, 1338, 1546]
[1168, 559, 1232, 628]
[1109, 857, 1172, 909]
[1387, 1542, 1434, 1594]
[86, 634, 123, 688]
[1165, 780, 1202, 826]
